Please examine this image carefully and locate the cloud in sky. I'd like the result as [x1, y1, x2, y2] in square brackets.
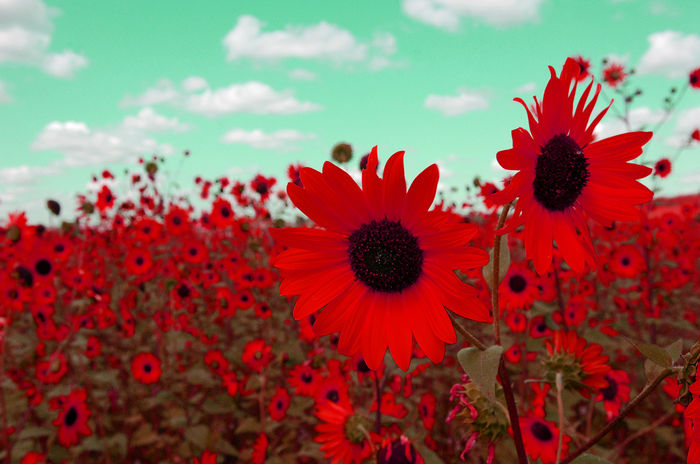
[223, 15, 366, 62]
[402, 0, 544, 32]
[30, 108, 189, 166]
[425, 87, 489, 116]
[0, 0, 88, 77]
[122, 107, 191, 133]
[181, 76, 208, 92]
[593, 106, 665, 141]
[288, 68, 316, 81]
[222, 15, 397, 69]
[0, 164, 58, 185]
[667, 106, 700, 148]
[122, 79, 321, 117]
[185, 82, 322, 117]
[637, 31, 700, 78]
[221, 128, 316, 150]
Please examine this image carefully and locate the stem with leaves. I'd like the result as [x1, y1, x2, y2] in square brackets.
[490, 201, 529, 464]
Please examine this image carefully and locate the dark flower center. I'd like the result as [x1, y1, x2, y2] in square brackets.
[348, 219, 423, 292]
[64, 407, 78, 427]
[621, 257, 630, 267]
[144, 363, 152, 373]
[533, 134, 590, 211]
[508, 274, 527, 293]
[220, 207, 231, 218]
[326, 390, 339, 403]
[177, 284, 190, 298]
[357, 359, 371, 373]
[35, 259, 52, 276]
[135, 256, 144, 266]
[378, 440, 419, 464]
[301, 372, 313, 383]
[531, 421, 553, 442]
[600, 376, 618, 401]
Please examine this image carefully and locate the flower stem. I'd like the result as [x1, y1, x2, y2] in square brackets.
[491, 201, 528, 464]
[558, 367, 675, 464]
[373, 371, 382, 434]
[555, 373, 565, 464]
[448, 312, 487, 351]
[492, 201, 513, 346]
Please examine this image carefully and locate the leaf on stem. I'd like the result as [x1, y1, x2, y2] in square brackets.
[457, 345, 504, 403]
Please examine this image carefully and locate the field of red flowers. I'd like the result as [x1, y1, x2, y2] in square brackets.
[1, 58, 699, 464]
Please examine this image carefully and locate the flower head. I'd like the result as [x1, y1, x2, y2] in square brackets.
[271, 147, 489, 370]
[492, 58, 653, 274]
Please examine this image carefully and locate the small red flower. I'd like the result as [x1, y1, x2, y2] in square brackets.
[50, 388, 92, 447]
[418, 392, 436, 430]
[571, 55, 591, 82]
[654, 158, 671, 178]
[690, 67, 700, 89]
[602, 63, 627, 88]
[242, 339, 273, 372]
[252, 432, 269, 464]
[268, 387, 291, 421]
[520, 415, 570, 464]
[131, 352, 162, 384]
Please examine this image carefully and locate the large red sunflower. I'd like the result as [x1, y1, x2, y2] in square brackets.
[270, 148, 490, 370]
[492, 57, 653, 275]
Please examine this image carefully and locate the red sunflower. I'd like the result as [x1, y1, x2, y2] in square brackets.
[491, 57, 653, 275]
[314, 400, 375, 464]
[602, 62, 627, 88]
[131, 352, 162, 384]
[519, 415, 570, 464]
[653, 158, 671, 178]
[50, 387, 92, 447]
[544, 330, 611, 396]
[270, 147, 490, 370]
[594, 369, 631, 420]
[268, 387, 291, 422]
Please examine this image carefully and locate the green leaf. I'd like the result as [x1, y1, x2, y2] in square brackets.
[482, 236, 510, 290]
[235, 417, 261, 434]
[570, 453, 613, 463]
[18, 426, 51, 440]
[457, 345, 504, 403]
[214, 438, 239, 457]
[665, 340, 682, 363]
[644, 358, 667, 383]
[625, 337, 672, 368]
[131, 423, 159, 447]
[414, 444, 445, 464]
[185, 424, 210, 449]
[202, 394, 236, 414]
[186, 367, 217, 387]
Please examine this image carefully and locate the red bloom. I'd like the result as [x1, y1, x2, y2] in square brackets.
[492, 58, 653, 274]
[271, 147, 490, 370]
[520, 415, 569, 464]
[268, 387, 291, 421]
[96, 185, 115, 211]
[692, 128, 700, 142]
[50, 388, 92, 447]
[499, 262, 539, 310]
[594, 369, 631, 420]
[545, 330, 611, 395]
[609, 244, 644, 278]
[654, 158, 671, 178]
[602, 62, 627, 88]
[192, 450, 217, 464]
[690, 67, 700, 89]
[418, 392, 436, 430]
[131, 352, 162, 384]
[288, 362, 319, 396]
[252, 432, 269, 464]
[315, 401, 374, 464]
[571, 55, 591, 82]
[242, 339, 273, 372]
[687, 380, 700, 464]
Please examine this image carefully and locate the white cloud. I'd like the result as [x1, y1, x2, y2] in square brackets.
[425, 87, 489, 116]
[0, 81, 10, 102]
[288, 68, 316, 81]
[637, 31, 700, 78]
[0, 164, 58, 185]
[31, 120, 174, 166]
[121, 78, 179, 107]
[221, 128, 316, 150]
[0, 0, 87, 77]
[402, 0, 544, 31]
[667, 106, 700, 147]
[42, 50, 88, 78]
[594, 106, 665, 141]
[185, 81, 321, 117]
[516, 82, 536, 94]
[223, 15, 367, 62]
[181, 76, 208, 92]
[122, 107, 191, 133]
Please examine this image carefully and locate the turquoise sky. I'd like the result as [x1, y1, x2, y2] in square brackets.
[1, 0, 699, 221]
